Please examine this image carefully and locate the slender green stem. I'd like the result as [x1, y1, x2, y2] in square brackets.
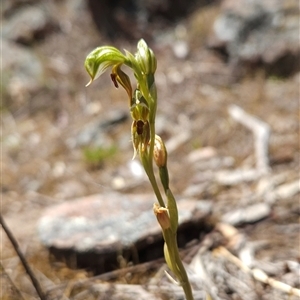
[164, 229, 194, 300]
[141, 153, 165, 208]
[140, 92, 166, 208]
[172, 237, 194, 300]
[145, 82, 193, 299]
[148, 117, 156, 162]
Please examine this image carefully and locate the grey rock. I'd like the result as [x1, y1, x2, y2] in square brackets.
[2, 39, 44, 98]
[37, 193, 211, 253]
[222, 202, 271, 225]
[183, 182, 210, 197]
[87, 0, 201, 40]
[3, 4, 57, 45]
[209, 0, 300, 77]
[75, 109, 128, 147]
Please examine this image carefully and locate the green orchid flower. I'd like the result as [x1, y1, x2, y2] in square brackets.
[85, 46, 127, 86]
[84, 39, 195, 300]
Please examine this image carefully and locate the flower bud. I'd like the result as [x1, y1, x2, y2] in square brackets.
[148, 48, 157, 74]
[135, 39, 157, 75]
[153, 203, 170, 230]
[153, 135, 167, 167]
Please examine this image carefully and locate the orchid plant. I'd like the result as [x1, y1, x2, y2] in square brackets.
[85, 39, 194, 300]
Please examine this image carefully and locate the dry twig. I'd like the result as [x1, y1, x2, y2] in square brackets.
[0, 214, 47, 300]
[228, 104, 270, 174]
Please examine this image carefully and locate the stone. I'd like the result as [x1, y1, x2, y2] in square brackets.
[66, 109, 131, 149]
[2, 39, 44, 105]
[3, 4, 57, 45]
[209, 0, 300, 77]
[87, 0, 202, 40]
[74, 109, 128, 147]
[221, 202, 271, 225]
[37, 193, 212, 271]
[38, 193, 210, 251]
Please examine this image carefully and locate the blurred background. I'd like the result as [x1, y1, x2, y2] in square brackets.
[1, 0, 299, 299]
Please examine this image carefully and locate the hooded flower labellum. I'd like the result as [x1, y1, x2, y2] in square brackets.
[131, 118, 150, 159]
[85, 46, 127, 86]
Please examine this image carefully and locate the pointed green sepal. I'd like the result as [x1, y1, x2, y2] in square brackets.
[135, 39, 157, 75]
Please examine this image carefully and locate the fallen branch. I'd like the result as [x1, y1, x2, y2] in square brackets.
[0, 214, 47, 300]
[214, 246, 300, 297]
[228, 105, 270, 174]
